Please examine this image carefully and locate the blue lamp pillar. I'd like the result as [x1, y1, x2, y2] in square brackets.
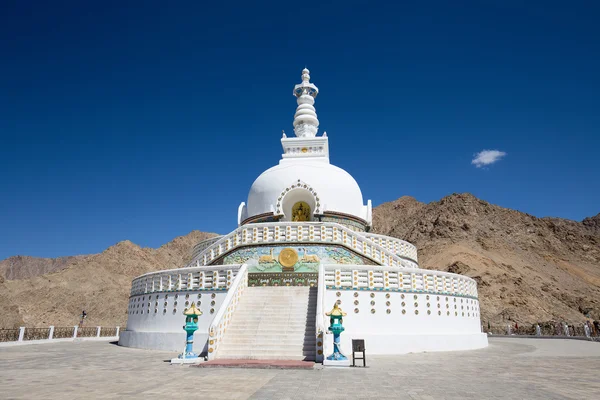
[178, 302, 202, 360]
[326, 303, 348, 361]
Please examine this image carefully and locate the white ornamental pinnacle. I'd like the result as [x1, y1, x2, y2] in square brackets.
[292, 68, 319, 137]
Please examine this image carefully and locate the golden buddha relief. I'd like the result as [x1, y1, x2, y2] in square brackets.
[291, 201, 311, 221]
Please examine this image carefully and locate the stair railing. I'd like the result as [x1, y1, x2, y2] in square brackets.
[315, 262, 326, 362]
[206, 263, 248, 360]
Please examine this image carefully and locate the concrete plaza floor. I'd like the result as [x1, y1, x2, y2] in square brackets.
[1, 337, 599, 399]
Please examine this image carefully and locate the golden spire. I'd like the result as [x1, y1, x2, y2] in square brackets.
[326, 303, 347, 317]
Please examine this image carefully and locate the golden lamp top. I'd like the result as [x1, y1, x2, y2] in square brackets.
[183, 302, 202, 316]
[326, 303, 347, 317]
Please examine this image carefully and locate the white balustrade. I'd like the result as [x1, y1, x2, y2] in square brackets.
[315, 263, 326, 362]
[129, 265, 243, 297]
[207, 264, 249, 360]
[322, 264, 479, 299]
[190, 236, 223, 260]
[363, 232, 418, 263]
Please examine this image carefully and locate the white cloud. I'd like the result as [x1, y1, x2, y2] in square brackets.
[471, 150, 507, 168]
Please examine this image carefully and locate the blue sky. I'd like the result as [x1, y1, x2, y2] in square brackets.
[1, 1, 598, 259]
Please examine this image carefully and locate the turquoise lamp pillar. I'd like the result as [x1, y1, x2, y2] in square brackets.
[326, 303, 348, 361]
[178, 302, 202, 360]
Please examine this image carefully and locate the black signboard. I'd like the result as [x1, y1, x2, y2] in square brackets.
[352, 339, 366, 367]
[352, 339, 365, 352]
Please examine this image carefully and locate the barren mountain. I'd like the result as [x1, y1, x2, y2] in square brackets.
[0, 194, 598, 329]
[0, 231, 218, 328]
[372, 193, 600, 326]
[0, 255, 88, 280]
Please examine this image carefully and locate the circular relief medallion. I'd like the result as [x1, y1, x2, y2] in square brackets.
[278, 248, 299, 268]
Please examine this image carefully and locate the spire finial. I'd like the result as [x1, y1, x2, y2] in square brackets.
[292, 68, 319, 138]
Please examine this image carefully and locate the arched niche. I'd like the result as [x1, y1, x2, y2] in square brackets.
[276, 180, 320, 222]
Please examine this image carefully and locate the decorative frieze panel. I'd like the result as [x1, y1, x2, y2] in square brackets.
[248, 272, 318, 287]
[185, 222, 419, 270]
[213, 244, 375, 273]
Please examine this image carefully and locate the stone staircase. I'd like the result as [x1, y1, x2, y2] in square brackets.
[216, 286, 317, 360]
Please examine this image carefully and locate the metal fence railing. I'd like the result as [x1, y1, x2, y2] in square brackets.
[485, 322, 600, 340]
[53, 326, 75, 339]
[0, 329, 20, 342]
[76, 327, 97, 338]
[23, 328, 51, 341]
[0, 326, 120, 344]
[100, 327, 117, 337]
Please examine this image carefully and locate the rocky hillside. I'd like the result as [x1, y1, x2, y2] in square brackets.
[0, 231, 218, 328]
[0, 193, 598, 329]
[0, 255, 88, 280]
[372, 193, 600, 325]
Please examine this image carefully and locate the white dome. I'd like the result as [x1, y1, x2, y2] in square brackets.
[245, 160, 367, 222]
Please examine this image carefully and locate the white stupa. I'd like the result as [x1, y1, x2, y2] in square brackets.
[119, 69, 488, 361]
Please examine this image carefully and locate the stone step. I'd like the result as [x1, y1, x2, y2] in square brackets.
[216, 286, 317, 360]
[231, 315, 315, 321]
[236, 302, 314, 307]
[240, 292, 315, 296]
[225, 328, 315, 336]
[223, 341, 316, 348]
[222, 339, 316, 346]
[223, 334, 317, 344]
[231, 315, 316, 325]
[217, 347, 316, 355]
[215, 352, 314, 361]
[233, 309, 314, 313]
[232, 308, 315, 314]
[234, 309, 313, 315]
[235, 306, 312, 311]
[218, 345, 316, 353]
[239, 294, 313, 297]
[227, 325, 314, 332]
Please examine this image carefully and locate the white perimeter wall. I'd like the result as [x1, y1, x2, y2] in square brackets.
[119, 289, 228, 352]
[322, 289, 487, 356]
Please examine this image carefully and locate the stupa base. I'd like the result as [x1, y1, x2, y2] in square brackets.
[170, 356, 204, 365]
[323, 358, 351, 367]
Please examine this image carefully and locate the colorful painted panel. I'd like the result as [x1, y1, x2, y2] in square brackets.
[249, 273, 318, 287]
[220, 245, 372, 273]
